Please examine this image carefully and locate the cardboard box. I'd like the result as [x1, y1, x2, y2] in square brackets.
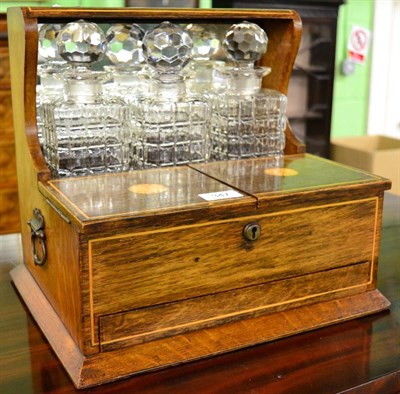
[331, 136, 400, 195]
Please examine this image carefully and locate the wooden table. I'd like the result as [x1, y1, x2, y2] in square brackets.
[1, 192, 399, 394]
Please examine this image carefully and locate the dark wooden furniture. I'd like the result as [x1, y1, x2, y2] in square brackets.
[7, 6, 392, 389]
[0, 14, 20, 234]
[1, 193, 399, 393]
[212, 0, 344, 158]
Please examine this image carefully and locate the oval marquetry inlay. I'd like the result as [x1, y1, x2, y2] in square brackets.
[264, 168, 299, 177]
[128, 183, 168, 195]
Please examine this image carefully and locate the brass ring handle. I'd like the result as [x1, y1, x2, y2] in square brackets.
[28, 208, 47, 266]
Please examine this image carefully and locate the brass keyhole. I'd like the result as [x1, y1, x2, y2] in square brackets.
[243, 222, 261, 242]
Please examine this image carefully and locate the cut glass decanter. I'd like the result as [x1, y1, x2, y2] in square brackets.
[37, 23, 70, 147]
[132, 21, 210, 169]
[211, 21, 287, 161]
[43, 19, 130, 178]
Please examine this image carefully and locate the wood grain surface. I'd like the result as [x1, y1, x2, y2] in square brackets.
[1, 193, 399, 393]
[5, 6, 397, 391]
[98, 262, 371, 351]
[9, 262, 391, 389]
[0, 16, 19, 234]
[89, 198, 377, 316]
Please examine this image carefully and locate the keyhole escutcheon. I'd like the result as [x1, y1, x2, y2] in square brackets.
[243, 222, 261, 242]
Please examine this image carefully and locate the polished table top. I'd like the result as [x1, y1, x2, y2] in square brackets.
[1, 193, 399, 394]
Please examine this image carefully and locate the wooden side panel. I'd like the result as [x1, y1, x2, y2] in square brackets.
[90, 198, 377, 319]
[99, 261, 371, 351]
[7, 8, 82, 349]
[0, 16, 20, 234]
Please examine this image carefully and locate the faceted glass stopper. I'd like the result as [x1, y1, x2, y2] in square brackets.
[185, 24, 220, 60]
[57, 19, 107, 64]
[223, 21, 268, 63]
[38, 23, 64, 60]
[143, 21, 193, 73]
[106, 23, 145, 65]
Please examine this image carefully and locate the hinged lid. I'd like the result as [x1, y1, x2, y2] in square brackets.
[191, 154, 392, 208]
[39, 154, 391, 233]
[39, 166, 256, 232]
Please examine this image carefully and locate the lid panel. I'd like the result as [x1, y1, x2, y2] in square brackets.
[44, 166, 254, 222]
[191, 154, 385, 197]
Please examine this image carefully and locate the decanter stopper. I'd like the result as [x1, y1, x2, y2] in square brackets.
[104, 23, 150, 103]
[105, 23, 145, 67]
[142, 21, 193, 75]
[57, 19, 107, 65]
[223, 21, 268, 66]
[185, 23, 220, 61]
[184, 23, 223, 95]
[38, 23, 65, 62]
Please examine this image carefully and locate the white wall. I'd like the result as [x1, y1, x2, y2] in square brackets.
[368, 0, 400, 138]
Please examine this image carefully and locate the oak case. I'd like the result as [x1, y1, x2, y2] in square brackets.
[7, 7, 391, 388]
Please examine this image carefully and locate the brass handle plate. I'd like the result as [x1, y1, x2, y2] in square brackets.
[27, 208, 47, 266]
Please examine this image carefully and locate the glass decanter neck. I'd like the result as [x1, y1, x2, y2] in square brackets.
[110, 68, 143, 86]
[225, 66, 271, 95]
[154, 74, 186, 99]
[61, 67, 110, 103]
[116, 74, 140, 86]
[64, 79, 103, 103]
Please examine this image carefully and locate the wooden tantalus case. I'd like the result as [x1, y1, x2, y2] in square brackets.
[8, 7, 391, 389]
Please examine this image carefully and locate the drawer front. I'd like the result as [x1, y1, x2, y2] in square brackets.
[90, 198, 378, 318]
[99, 261, 371, 351]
